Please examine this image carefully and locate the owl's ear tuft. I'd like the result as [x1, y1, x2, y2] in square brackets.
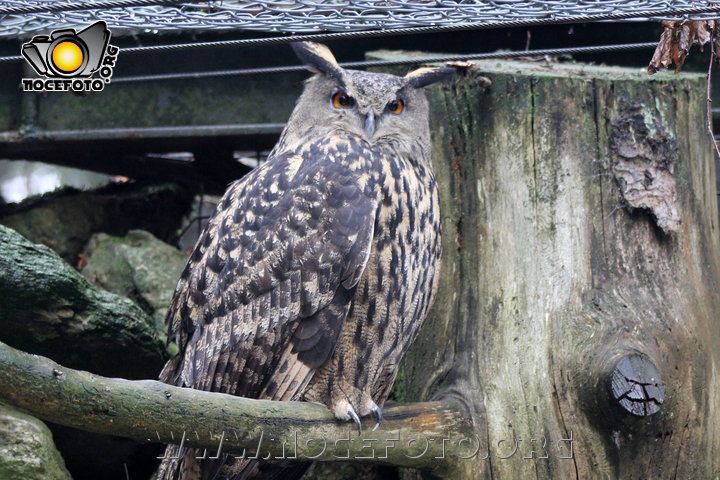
[405, 66, 456, 88]
[291, 42, 344, 80]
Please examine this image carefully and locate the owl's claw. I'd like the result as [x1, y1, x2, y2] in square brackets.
[371, 402, 383, 431]
[347, 407, 362, 434]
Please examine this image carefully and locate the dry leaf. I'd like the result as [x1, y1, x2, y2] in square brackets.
[649, 20, 717, 74]
[672, 37, 684, 72]
[697, 20, 713, 49]
[679, 22, 696, 54]
[648, 25, 674, 74]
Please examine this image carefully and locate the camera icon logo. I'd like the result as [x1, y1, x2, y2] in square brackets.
[21, 21, 119, 92]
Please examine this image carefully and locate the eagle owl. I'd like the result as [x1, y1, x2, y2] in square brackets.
[157, 42, 452, 480]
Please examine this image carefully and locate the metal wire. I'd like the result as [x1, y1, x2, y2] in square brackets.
[1, 1, 720, 39]
[0, 0, 186, 15]
[107, 42, 659, 84]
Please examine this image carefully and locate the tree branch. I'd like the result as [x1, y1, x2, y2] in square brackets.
[0, 340, 473, 474]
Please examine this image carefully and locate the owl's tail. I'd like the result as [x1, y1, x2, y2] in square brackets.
[155, 445, 201, 480]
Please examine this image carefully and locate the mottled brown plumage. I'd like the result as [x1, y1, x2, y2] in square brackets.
[156, 42, 452, 480]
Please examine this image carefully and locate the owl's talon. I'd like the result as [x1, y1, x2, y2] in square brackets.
[371, 402, 383, 431]
[347, 407, 362, 433]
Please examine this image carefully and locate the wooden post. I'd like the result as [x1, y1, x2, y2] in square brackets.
[391, 59, 720, 478]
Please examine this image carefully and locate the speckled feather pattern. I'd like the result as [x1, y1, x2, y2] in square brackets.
[156, 42, 446, 480]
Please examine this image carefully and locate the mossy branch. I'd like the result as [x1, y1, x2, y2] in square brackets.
[0, 340, 474, 475]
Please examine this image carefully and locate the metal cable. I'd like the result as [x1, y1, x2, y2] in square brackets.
[109, 42, 660, 84]
[0, 0, 187, 15]
[1, 1, 720, 38]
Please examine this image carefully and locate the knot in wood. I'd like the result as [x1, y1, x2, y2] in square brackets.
[610, 353, 664, 417]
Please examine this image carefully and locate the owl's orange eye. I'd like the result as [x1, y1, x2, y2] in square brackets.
[387, 98, 404, 114]
[332, 92, 355, 108]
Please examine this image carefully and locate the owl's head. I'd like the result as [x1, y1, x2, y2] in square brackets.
[288, 41, 454, 146]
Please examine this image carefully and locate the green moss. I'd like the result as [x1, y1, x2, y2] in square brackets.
[388, 368, 407, 403]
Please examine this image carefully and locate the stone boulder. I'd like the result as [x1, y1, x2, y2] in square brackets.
[81, 230, 188, 336]
[0, 403, 72, 480]
[0, 225, 170, 480]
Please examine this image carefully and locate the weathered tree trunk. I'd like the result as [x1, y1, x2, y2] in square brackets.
[393, 59, 720, 478]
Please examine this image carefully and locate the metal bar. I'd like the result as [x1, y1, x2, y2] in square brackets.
[3, 2, 720, 26]
[110, 42, 661, 84]
[0, 123, 285, 143]
[111, 65, 305, 83]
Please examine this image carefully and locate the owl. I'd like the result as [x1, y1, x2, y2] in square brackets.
[156, 41, 452, 480]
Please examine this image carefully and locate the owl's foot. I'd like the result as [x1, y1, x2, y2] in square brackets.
[370, 401, 383, 431]
[346, 407, 362, 433]
[330, 384, 383, 433]
[343, 401, 383, 433]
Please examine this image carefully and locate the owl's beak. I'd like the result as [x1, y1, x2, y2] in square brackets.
[364, 112, 376, 138]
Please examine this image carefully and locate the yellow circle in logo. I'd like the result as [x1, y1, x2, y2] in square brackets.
[51, 41, 83, 73]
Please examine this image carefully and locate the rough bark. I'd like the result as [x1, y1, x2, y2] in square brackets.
[0, 340, 473, 477]
[389, 59, 720, 478]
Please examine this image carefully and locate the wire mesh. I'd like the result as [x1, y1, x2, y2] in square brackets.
[1, 1, 720, 39]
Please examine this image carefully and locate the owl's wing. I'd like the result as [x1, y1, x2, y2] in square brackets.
[160, 150, 376, 399]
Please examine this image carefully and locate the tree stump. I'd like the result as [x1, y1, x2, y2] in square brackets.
[390, 60, 720, 478]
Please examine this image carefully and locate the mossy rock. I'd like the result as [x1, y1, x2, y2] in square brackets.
[0, 225, 167, 379]
[0, 403, 71, 480]
[81, 230, 187, 336]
